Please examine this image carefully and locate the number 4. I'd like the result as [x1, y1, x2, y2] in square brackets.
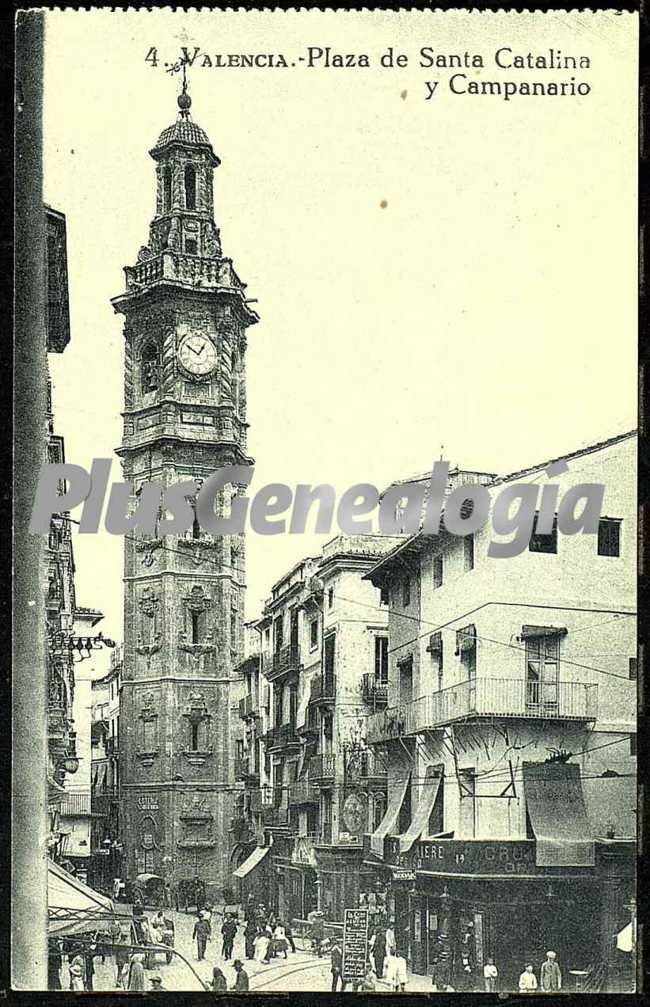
[145, 47, 158, 67]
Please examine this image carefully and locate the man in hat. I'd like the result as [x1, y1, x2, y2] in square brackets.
[149, 975, 166, 990]
[540, 950, 562, 991]
[232, 959, 249, 992]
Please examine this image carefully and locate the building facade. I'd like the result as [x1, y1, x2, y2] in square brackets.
[113, 83, 258, 899]
[232, 535, 402, 923]
[362, 432, 637, 991]
[90, 647, 123, 892]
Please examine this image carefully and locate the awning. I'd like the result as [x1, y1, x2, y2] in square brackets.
[523, 762, 595, 867]
[616, 922, 636, 953]
[370, 772, 410, 859]
[296, 676, 311, 730]
[48, 859, 127, 937]
[426, 632, 442, 656]
[397, 766, 442, 854]
[233, 844, 270, 880]
[520, 625, 568, 640]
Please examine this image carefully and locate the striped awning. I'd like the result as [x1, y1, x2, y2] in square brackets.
[397, 766, 442, 854]
[233, 844, 270, 879]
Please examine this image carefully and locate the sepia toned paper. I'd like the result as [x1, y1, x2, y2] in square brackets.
[14, 7, 638, 993]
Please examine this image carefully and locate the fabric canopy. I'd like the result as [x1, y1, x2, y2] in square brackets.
[616, 922, 636, 953]
[520, 624, 568, 640]
[233, 844, 270, 880]
[370, 772, 410, 859]
[397, 767, 442, 854]
[523, 761, 595, 867]
[48, 859, 125, 937]
[296, 677, 311, 730]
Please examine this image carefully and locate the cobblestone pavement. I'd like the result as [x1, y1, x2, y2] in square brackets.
[60, 909, 435, 992]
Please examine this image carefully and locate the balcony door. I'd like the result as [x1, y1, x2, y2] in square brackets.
[526, 635, 559, 714]
[398, 656, 413, 707]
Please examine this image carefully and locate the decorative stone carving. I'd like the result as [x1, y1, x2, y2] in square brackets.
[136, 587, 162, 654]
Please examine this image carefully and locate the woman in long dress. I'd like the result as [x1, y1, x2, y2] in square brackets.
[273, 923, 289, 961]
[128, 953, 146, 991]
[254, 928, 270, 963]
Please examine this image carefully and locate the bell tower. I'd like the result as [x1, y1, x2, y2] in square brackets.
[112, 79, 259, 895]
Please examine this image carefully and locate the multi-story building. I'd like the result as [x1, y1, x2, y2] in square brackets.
[114, 81, 258, 899]
[44, 206, 109, 871]
[362, 431, 637, 990]
[233, 534, 402, 923]
[90, 647, 123, 891]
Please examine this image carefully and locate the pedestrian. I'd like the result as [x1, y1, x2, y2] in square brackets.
[254, 927, 270, 964]
[518, 963, 538, 993]
[262, 922, 275, 963]
[150, 909, 166, 943]
[208, 966, 228, 992]
[431, 958, 445, 992]
[115, 933, 130, 988]
[285, 919, 297, 953]
[193, 914, 212, 961]
[385, 919, 397, 954]
[385, 947, 407, 992]
[84, 943, 97, 991]
[273, 922, 289, 960]
[112, 877, 122, 901]
[330, 937, 346, 992]
[232, 959, 250, 992]
[221, 913, 238, 960]
[361, 965, 377, 991]
[370, 926, 386, 978]
[68, 957, 85, 992]
[48, 942, 62, 990]
[149, 975, 166, 990]
[484, 955, 498, 993]
[540, 950, 562, 991]
[243, 919, 256, 960]
[128, 953, 146, 991]
[311, 911, 325, 957]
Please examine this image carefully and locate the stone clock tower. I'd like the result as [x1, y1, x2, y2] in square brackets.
[112, 82, 258, 895]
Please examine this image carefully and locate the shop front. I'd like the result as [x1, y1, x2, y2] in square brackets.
[377, 835, 635, 991]
[272, 836, 319, 923]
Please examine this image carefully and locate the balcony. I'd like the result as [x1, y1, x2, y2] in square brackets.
[346, 749, 387, 785]
[59, 792, 92, 817]
[297, 704, 319, 736]
[310, 675, 337, 706]
[308, 753, 336, 783]
[105, 736, 118, 757]
[264, 723, 300, 751]
[266, 644, 302, 681]
[361, 674, 389, 707]
[239, 694, 257, 720]
[288, 779, 319, 806]
[261, 806, 292, 830]
[365, 678, 598, 744]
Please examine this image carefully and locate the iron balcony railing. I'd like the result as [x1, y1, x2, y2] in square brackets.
[310, 675, 337, 704]
[261, 805, 291, 828]
[264, 723, 299, 749]
[346, 749, 387, 782]
[361, 673, 389, 706]
[239, 694, 256, 720]
[308, 753, 336, 782]
[59, 792, 92, 817]
[365, 677, 598, 743]
[288, 779, 320, 806]
[269, 644, 302, 678]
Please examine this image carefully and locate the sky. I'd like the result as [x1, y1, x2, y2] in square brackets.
[42, 9, 638, 676]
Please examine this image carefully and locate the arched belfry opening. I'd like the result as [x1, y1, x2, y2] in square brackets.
[163, 165, 172, 212]
[184, 163, 196, 210]
[141, 340, 160, 394]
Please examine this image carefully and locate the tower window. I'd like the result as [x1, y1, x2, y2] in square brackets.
[163, 166, 172, 211]
[191, 610, 200, 645]
[192, 511, 201, 540]
[190, 722, 199, 751]
[141, 341, 160, 394]
[185, 238, 198, 255]
[184, 164, 196, 210]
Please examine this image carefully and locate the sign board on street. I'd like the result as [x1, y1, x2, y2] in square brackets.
[342, 908, 369, 982]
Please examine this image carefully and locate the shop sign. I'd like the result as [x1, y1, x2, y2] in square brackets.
[391, 868, 416, 882]
[385, 837, 564, 875]
[342, 908, 369, 982]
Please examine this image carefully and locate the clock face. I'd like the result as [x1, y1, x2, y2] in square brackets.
[178, 334, 218, 377]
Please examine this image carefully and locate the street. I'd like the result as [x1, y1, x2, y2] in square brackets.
[61, 910, 435, 992]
